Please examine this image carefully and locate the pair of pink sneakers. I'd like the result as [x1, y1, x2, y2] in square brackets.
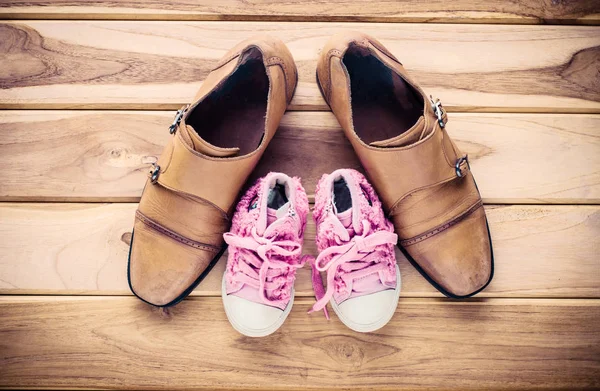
[222, 169, 400, 337]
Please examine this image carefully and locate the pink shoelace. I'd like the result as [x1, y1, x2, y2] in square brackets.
[308, 220, 398, 319]
[224, 227, 306, 308]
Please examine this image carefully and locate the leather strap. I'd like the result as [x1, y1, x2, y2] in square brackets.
[398, 199, 482, 247]
[352, 120, 469, 212]
[136, 210, 222, 252]
[152, 122, 260, 213]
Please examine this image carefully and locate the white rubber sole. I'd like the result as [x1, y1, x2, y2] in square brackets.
[330, 264, 401, 333]
[221, 274, 294, 338]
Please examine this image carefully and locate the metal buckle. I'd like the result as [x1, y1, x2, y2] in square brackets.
[430, 97, 445, 128]
[149, 163, 161, 184]
[169, 107, 187, 134]
[455, 156, 468, 178]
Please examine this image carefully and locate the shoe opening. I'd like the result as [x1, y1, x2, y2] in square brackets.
[267, 182, 289, 211]
[333, 177, 352, 214]
[187, 47, 269, 156]
[342, 43, 424, 144]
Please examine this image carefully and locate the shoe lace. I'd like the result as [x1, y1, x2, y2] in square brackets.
[224, 227, 306, 307]
[308, 220, 397, 318]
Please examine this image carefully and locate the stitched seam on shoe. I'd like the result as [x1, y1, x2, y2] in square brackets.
[388, 172, 470, 217]
[136, 210, 221, 252]
[328, 48, 343, 58]
[155, 179, 230, 221]
[324, 49, 343, 103]
[399, 200, 483, 247]
[406, 196, 475, 236]
[441, 130, 456, 169]
[265, 56, 292, 103]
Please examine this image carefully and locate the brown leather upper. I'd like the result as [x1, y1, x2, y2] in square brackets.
[129, 35, 297, 306]
[316, 31, 492, 297]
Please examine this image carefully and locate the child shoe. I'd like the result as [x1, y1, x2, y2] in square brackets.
[222, 173, 309, 337]
[310, 169, 400, 333]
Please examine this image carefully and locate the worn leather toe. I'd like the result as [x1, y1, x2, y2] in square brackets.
[129, 217, 221, 306]
[403, 205, 493, 297]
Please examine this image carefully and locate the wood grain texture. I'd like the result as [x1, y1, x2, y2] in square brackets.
[0, 4, 598, 391]
[0, 296, 598, 390]
[0, 203, 598, 298]
[1, 111, 599, 204]
[1, 0, 599, 24]
[1, 22, 599, 112]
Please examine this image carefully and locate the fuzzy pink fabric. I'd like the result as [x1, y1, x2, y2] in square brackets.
[314, 169, 394, 251]
[230, 174, 309, 239]
[224, 172, 309, 309]
[312, 169, 397, 305]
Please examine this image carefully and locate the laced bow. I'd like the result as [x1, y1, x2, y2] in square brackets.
[309, 220, 398, 317]
[224, 227, 305, 307]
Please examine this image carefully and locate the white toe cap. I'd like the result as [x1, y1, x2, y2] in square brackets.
[223, 294, 290, 337]
[335, 288, 399, 333]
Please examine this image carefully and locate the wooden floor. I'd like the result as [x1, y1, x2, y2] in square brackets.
[1, 1, 599, 390]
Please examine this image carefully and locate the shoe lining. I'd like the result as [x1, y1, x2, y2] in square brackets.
[186, 47, 269, 156]
[333, 178, 352, 214]
[342, 44, 423, 145]
[267, 183, 289, 210]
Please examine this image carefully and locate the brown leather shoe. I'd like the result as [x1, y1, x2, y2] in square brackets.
[316, 32, 493, 298]
[128, 35, 297, 306]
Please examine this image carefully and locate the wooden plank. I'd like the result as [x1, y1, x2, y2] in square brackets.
[1, 22, 599, 112]
[1, 0, 599, 24]
[1, 111, 599, 204]
[0, 296, 598, 390]
[0, 203, 598, 298]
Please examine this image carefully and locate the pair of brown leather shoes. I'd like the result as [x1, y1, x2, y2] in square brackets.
[128, 32, 493, 307]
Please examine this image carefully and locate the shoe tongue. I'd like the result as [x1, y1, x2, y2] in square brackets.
[337, 209, 353, 229]
[369, 116, 429, 148]
[183, 124, 240, 157]
[267, 202, 290, 226]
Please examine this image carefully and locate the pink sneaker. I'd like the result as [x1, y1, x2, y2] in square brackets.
[310, 169, 400, 332]
[222, 173, 309, 337]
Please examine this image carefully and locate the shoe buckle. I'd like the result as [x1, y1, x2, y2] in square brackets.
[455, 155, 469, 178]
[430, 97, 445, 128]
[149, 163, 161, 184]
[169, 106, 188, 134]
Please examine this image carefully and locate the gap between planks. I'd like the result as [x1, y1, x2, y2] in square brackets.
[1, 295, 599, 305]
[1, 293, 600, 301]
[0, 17, 598, 26]
[0, 0, 599, 24]
[4, 106, 600, 114]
